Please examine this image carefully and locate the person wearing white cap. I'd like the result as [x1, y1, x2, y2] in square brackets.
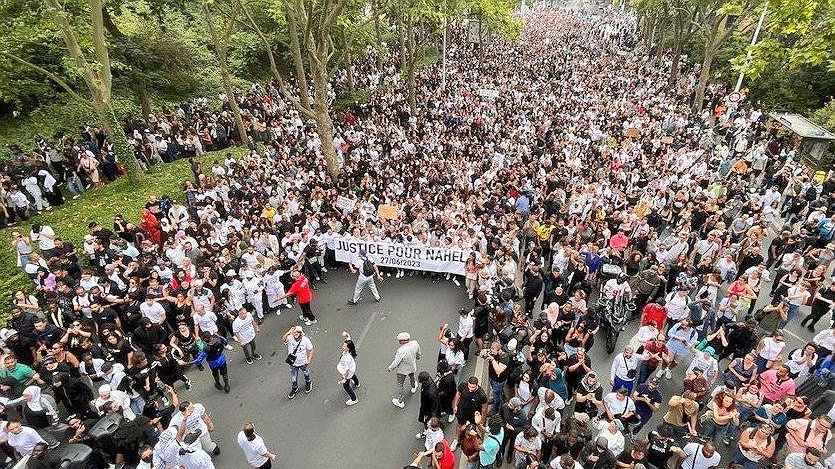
[387, 332, 421, 408]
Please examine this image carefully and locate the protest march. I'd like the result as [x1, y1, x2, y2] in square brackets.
[0, 1, 835, 469]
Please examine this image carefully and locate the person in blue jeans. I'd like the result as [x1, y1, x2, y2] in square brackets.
[631, 378, 663, 436]
[485, 342, 510, 411]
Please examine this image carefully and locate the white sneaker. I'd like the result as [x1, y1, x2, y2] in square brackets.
[346, 399, 358, 406]
[298, 315, 306, 321]
[450, 439, 458, 451]
[445, 273, 451, 280]
[665, 368, 672, 380]
[322, 267, 328, 273]
[224, 344, 234, 350]
[387, 272, 392, 277]
[415, 432, 425, 439]
[391, 398, 405, 408]
[447, 414, 455, 423]
[275, 310, 281, 316]
[452, 278, 461, 287]
[411, 385, 417, 394]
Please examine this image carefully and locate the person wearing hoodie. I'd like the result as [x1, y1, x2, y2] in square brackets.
[575, 372, 604, 419]
[51, 372, 94, 418]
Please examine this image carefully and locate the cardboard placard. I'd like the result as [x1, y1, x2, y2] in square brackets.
[660, 135, 673, 144]
[377, 204, 399, 220]
[624, 127, 640, 138]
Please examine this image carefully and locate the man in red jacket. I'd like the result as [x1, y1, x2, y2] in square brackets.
[279, 270, 317, 325]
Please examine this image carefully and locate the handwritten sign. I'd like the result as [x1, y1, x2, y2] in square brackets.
[336, 195, 356, 212]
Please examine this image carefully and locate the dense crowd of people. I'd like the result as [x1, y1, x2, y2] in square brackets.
[1, 2, 835, 469]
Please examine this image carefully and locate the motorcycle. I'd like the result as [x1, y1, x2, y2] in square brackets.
[600, 293, 635, 354]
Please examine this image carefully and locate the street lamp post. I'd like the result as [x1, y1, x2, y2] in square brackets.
[735, 4, 768, 92]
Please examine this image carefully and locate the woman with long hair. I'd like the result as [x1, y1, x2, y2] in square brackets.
[415, 371, 439, 439]
[337, 332, 359, 406]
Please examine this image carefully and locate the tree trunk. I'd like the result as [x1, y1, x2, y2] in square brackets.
[96, 101, 142, 181]
[693, 45, 717, 113]
[668, 45, 681, 87]
[286, 9, 311, 110]
[203, 3, 247, 147]
[406, 16, 417, 115]
[374, 11, 384, 70]
[654, 25, 666, 64]
[220, 65, 249, 148]
[312, 70, 338, 176]
[345, 32, 354, 93]
[398, 18, 406, 70]
[137, 83, 152, 118]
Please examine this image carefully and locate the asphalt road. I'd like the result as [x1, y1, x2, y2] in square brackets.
[180, 265, 817, 469]
[181, 268, 472, 469]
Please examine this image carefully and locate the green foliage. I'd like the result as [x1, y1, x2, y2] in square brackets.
[811, 98, 835, 132]
[734, 0, 835, 79]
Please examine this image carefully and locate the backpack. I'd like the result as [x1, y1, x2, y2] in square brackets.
[361, 258, 375, 276]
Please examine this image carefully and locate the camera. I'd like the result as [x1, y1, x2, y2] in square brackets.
[479, 350, 491, 360]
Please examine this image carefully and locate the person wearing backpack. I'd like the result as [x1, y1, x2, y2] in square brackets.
[347, 247, 382, 305]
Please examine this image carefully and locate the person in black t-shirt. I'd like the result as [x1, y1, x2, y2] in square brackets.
[645, 425, 677, 469]
[802, 282, 835, 332]
[472, 294, 491, 350]
[485, 342, 510, 411]
[615, 439, 648, 468]
[575, 371, 604, 418]
[632, 378, 663, 435]
[552, 430, 586, 460]
[450, 376, 488, 451]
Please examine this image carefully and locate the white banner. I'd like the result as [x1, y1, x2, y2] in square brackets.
[334, 238, 469, 275]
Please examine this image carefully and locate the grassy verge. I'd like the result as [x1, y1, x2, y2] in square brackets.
[0, 147, 247, 318]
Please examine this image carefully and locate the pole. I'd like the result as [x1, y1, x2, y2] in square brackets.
[735, 4, 767, 92]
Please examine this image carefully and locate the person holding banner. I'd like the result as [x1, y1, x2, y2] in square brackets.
[347, 247, 382, 306]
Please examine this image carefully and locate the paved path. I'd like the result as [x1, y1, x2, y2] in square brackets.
[182, 269, 470, 469]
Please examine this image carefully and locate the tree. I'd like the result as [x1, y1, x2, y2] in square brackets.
[0, 0, 144, 179]
[731, 0, 835, 80]
[237, 0, 350, 176]
[690, 0, 762, 112]
[202, 0, 249, 148]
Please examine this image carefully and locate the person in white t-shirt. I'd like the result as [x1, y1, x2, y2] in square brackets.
[29, 224, 56, 258]
[283, 326, 315, 399]
[232, 307, 261, 365]
[237, 422, 277, 468]
[140, 296, 166, 325]
[673, 441, 721, 469]
[168, 401, 220, 456]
